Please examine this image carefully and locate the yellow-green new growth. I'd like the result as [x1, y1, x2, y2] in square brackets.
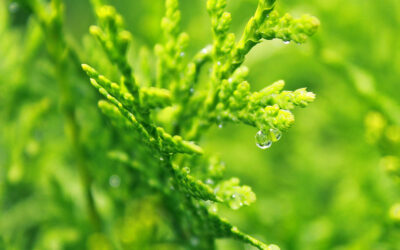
[82, 64, 203, 155]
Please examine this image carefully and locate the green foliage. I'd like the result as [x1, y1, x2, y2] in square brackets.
[0, 0, 318, 248]
[80, 0, 317, 248]
[5, 0, 400, 249]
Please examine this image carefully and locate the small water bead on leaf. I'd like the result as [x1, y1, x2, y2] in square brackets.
[255, 130, 272, 149]
[9, 2, 19, 13]
[109, 175, 121, 188]
[208, 204, 218, 213]
[190, 237, 199, 246]
[283, 40, 290, 44]
[228, 192, 244, 210]
[270, 128, 282, 141]
[216, 115, 223, 129]
[201, 45, 212, 55]
[204, 200, 218, 213]
[229, 197, 244, 210]
[205, 178, 214, 185]
[183, 166, 190, 174]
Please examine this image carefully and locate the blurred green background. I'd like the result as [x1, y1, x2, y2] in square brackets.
[1, 0, 400, 249]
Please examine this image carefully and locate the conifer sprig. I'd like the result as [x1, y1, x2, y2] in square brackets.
[82, 0, 319, 248]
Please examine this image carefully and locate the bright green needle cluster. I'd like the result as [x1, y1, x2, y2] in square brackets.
[192, 0, 318, 144]
[260, 11, 320, 44]
[90, 5, 138, 97]
[82, 64, 202, 155]
[156, 0, 188, 93]
[217, 76, 316, 133]
[170, 163, 221, 202]
[215, 177, 256, 210]
[81, 0, 319, 249]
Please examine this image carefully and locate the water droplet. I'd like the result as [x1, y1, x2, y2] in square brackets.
[228, 78, 233, 83]
[159, 157, 164, 161]
[217, 61, 221, 66]
[190, 237, 199, 246]
[201, 48, 209, 54]
[229, 194, 243, 210]
[270, 128, 282, 141]
[205, 178, 214, 185]
[109, 175, 121, 188]
[189, 87, 194, 93]
[9, 2, 19, 13]
[283, 40, 290, 44]
[216, 115, 223, 128]
[180, 52, 185, 57]
[183, 167, 190, 174]
[255, 130, 272, 149]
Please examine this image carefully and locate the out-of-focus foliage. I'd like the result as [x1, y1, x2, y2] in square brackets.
[0, 0, 400, 249]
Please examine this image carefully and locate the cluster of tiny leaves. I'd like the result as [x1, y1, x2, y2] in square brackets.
[82, 0, 319, 249]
